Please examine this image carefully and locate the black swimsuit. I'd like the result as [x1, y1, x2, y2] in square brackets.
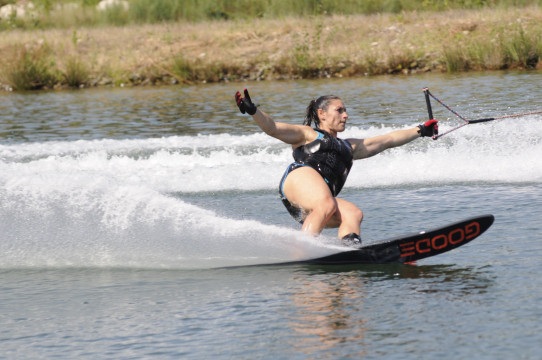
[279, 129, 354, 223]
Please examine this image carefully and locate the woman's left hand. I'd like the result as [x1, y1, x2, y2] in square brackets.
[418, 119, 438, 137]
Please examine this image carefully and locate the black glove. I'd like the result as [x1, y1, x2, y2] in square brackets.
[418, 119, 438, 137]
[235, 88, 257, 115]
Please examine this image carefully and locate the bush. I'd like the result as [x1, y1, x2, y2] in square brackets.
[63, 56, 89, 88]
[4, 45, 57, 90]
[501, 25, 541, 68]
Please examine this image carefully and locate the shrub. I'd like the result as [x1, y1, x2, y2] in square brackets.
[501, 25, 541, 68]
[63, 57, 89, 88]
[4, 45, 57, 90]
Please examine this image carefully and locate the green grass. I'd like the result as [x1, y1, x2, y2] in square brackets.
[2, 0, 542, 30]
[2, 43, 91, 90]
[63, 56, 89, 88]
[442, 25, 542, 72]
[501, 25, 541, 68]
[4, 45, 58, 90]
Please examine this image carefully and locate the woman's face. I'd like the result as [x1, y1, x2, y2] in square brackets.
[318, 99, 348, 134]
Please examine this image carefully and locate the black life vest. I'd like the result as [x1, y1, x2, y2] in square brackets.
[292, 129, 353, 196]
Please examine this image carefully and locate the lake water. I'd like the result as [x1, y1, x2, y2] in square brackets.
[1, 71, 541, 359]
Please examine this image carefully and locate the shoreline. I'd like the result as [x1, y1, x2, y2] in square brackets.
[1, 7, 541, 92]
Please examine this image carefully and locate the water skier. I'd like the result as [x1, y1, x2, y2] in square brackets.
[235, 89, 438, 248]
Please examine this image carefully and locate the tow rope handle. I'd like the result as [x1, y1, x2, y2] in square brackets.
[421, 87, 542, 140]
[423, 88, 438, 140]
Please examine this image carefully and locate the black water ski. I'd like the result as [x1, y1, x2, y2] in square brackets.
[279, 214, 494, 266]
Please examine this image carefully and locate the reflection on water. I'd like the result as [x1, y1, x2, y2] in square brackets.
[283, 263, 493, 357]
[301, 263, 494, 294]
[288, 272, 368, 357]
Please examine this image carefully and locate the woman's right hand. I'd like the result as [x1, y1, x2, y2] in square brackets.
[235, 89, 258, 115]
[236, 89, 314, 147]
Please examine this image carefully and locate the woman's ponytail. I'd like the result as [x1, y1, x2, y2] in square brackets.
[303, 95, 341, 128]
[304, 99, 319, 127]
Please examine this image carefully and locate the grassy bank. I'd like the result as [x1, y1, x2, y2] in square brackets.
[0, 6, 541, 91]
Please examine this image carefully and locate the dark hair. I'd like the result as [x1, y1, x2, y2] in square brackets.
[304, 95, 341, 128]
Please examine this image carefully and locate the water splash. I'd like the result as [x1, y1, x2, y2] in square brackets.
[1, 114, 540, 268]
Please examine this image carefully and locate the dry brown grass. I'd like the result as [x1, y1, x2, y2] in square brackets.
[1, 6, 541, 90]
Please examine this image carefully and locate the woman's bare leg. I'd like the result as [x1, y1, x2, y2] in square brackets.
[282, 167, 338, 235]
[324, 198, 364, 238]
[282, 167, 364, 240]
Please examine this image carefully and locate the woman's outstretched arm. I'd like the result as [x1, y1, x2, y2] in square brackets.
[236, 88, 316, 147]
[348, 120, 438, 159]
[252, 109, 315, 146]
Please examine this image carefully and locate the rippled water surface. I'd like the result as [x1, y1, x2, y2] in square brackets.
[1, 71, 541, 359]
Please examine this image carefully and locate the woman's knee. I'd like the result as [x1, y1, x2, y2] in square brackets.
[342, 203, 364, 224]
[315, 196, 338, 218]
[353, 207, 364, 223]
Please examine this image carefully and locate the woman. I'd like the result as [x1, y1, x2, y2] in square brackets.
[235, 89, 438, 248]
